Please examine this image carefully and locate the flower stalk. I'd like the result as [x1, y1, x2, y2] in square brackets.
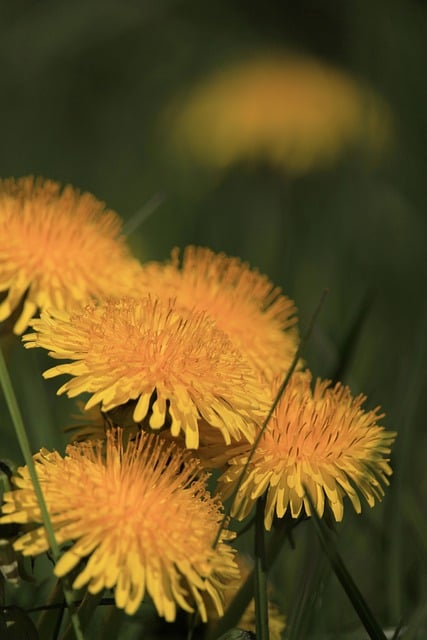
[0, 347, 84, 640]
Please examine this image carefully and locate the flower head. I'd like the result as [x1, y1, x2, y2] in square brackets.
[23, 296, 267, 448]
[137, 246, 299, 382]
[218, 372, 396, 529]
[0, 431, 239, 619]
[169, 54, 392, 175]
[0, 177, 141, 334]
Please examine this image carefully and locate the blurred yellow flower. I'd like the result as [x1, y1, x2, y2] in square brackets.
[23, 297, 267, 448]
[137, 246, 299, 382]
[218, 371, 396, 529]
[0, 430, 239, 619]
[0, 176, 141, 334]
[169, 54, 392, 174]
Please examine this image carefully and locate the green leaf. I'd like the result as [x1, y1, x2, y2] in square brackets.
[330, 291, 372, 384]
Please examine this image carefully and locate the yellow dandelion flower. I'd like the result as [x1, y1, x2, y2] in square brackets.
[0, 431, 239, 619]
[137, 246, 299, 382]
[0, 176, 142, 334]
[23, 296, 267, 448]
[169, 54, 392, 175]
[218, 372, 396, 530]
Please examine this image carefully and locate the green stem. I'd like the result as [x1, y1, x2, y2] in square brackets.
[305, 486, 387, 640]
[213, 289, 329, 549]
[62, 592, 104, 639]
[0, 347, 84, 640]
[208, 515, 305, 640]
[121, 192, 165, 236]
[254, 495, 269, 640]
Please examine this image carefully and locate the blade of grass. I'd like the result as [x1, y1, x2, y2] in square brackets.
[207, 290, 328, 640]
[330, 290, 372, 384]
[402, 600, 427, 640]
[122, 192, 166, 237]
[304, 485, 388, 640]
[390, 618, 405, 640]
[0, 347, 84, 640]
[286, 546, 328, 640]
[213, 288, 329, 550]
[62, 592, 104, 639]
[254, 494, 269, 640]
[10, 346, 60, 450]
[388, 313, 425, 620]
[207, 515, 305, 640]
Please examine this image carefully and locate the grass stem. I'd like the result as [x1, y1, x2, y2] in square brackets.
[0, 347, 84, 640]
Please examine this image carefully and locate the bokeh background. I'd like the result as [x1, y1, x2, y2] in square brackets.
[1, 1, 426, 638]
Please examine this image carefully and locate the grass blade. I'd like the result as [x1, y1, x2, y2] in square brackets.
[254, 495, 269, 640]
[122, 192, 165, 237]
[304, 485, 387, 640]
[208, 515, 305, 640]
[208, 290, 328, 640]
[402, 600, 427, 640]
[0, 347, 84, 640]
[286, 548, 328, 640]
[213, 288, 329, 550]
[330, 291, 372, 384]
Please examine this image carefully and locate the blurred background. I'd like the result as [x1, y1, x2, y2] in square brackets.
[1, 1, 426, 637]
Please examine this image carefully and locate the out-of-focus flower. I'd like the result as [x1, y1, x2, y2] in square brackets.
[218, 371, 396, 529]
[23, 297, 267, 448]
[169, 54, 392, 175]
[0, 430, 239, 619]
[0, 177, 142, 334]
[137, 246, 299, 382]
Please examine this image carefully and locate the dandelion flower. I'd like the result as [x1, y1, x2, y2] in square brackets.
[23, 297, 267, 448]
[169, 54, 392, 175]
[0, 177, 142, 334]
[218, 372, 396, 529]
[137, 246, 299, 382]
[0, 431, 239, 619]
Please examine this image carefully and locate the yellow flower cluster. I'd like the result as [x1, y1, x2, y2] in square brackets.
[0, 170, 395, 631]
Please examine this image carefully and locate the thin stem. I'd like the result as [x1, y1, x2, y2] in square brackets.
[0, 347, 84, 640]
[208, 515, 305, 640]
[213, 289, 329, 549]
[122, 192, 165, 237]
[254, 495, 269, 640]
[304, 484, 387, 640]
